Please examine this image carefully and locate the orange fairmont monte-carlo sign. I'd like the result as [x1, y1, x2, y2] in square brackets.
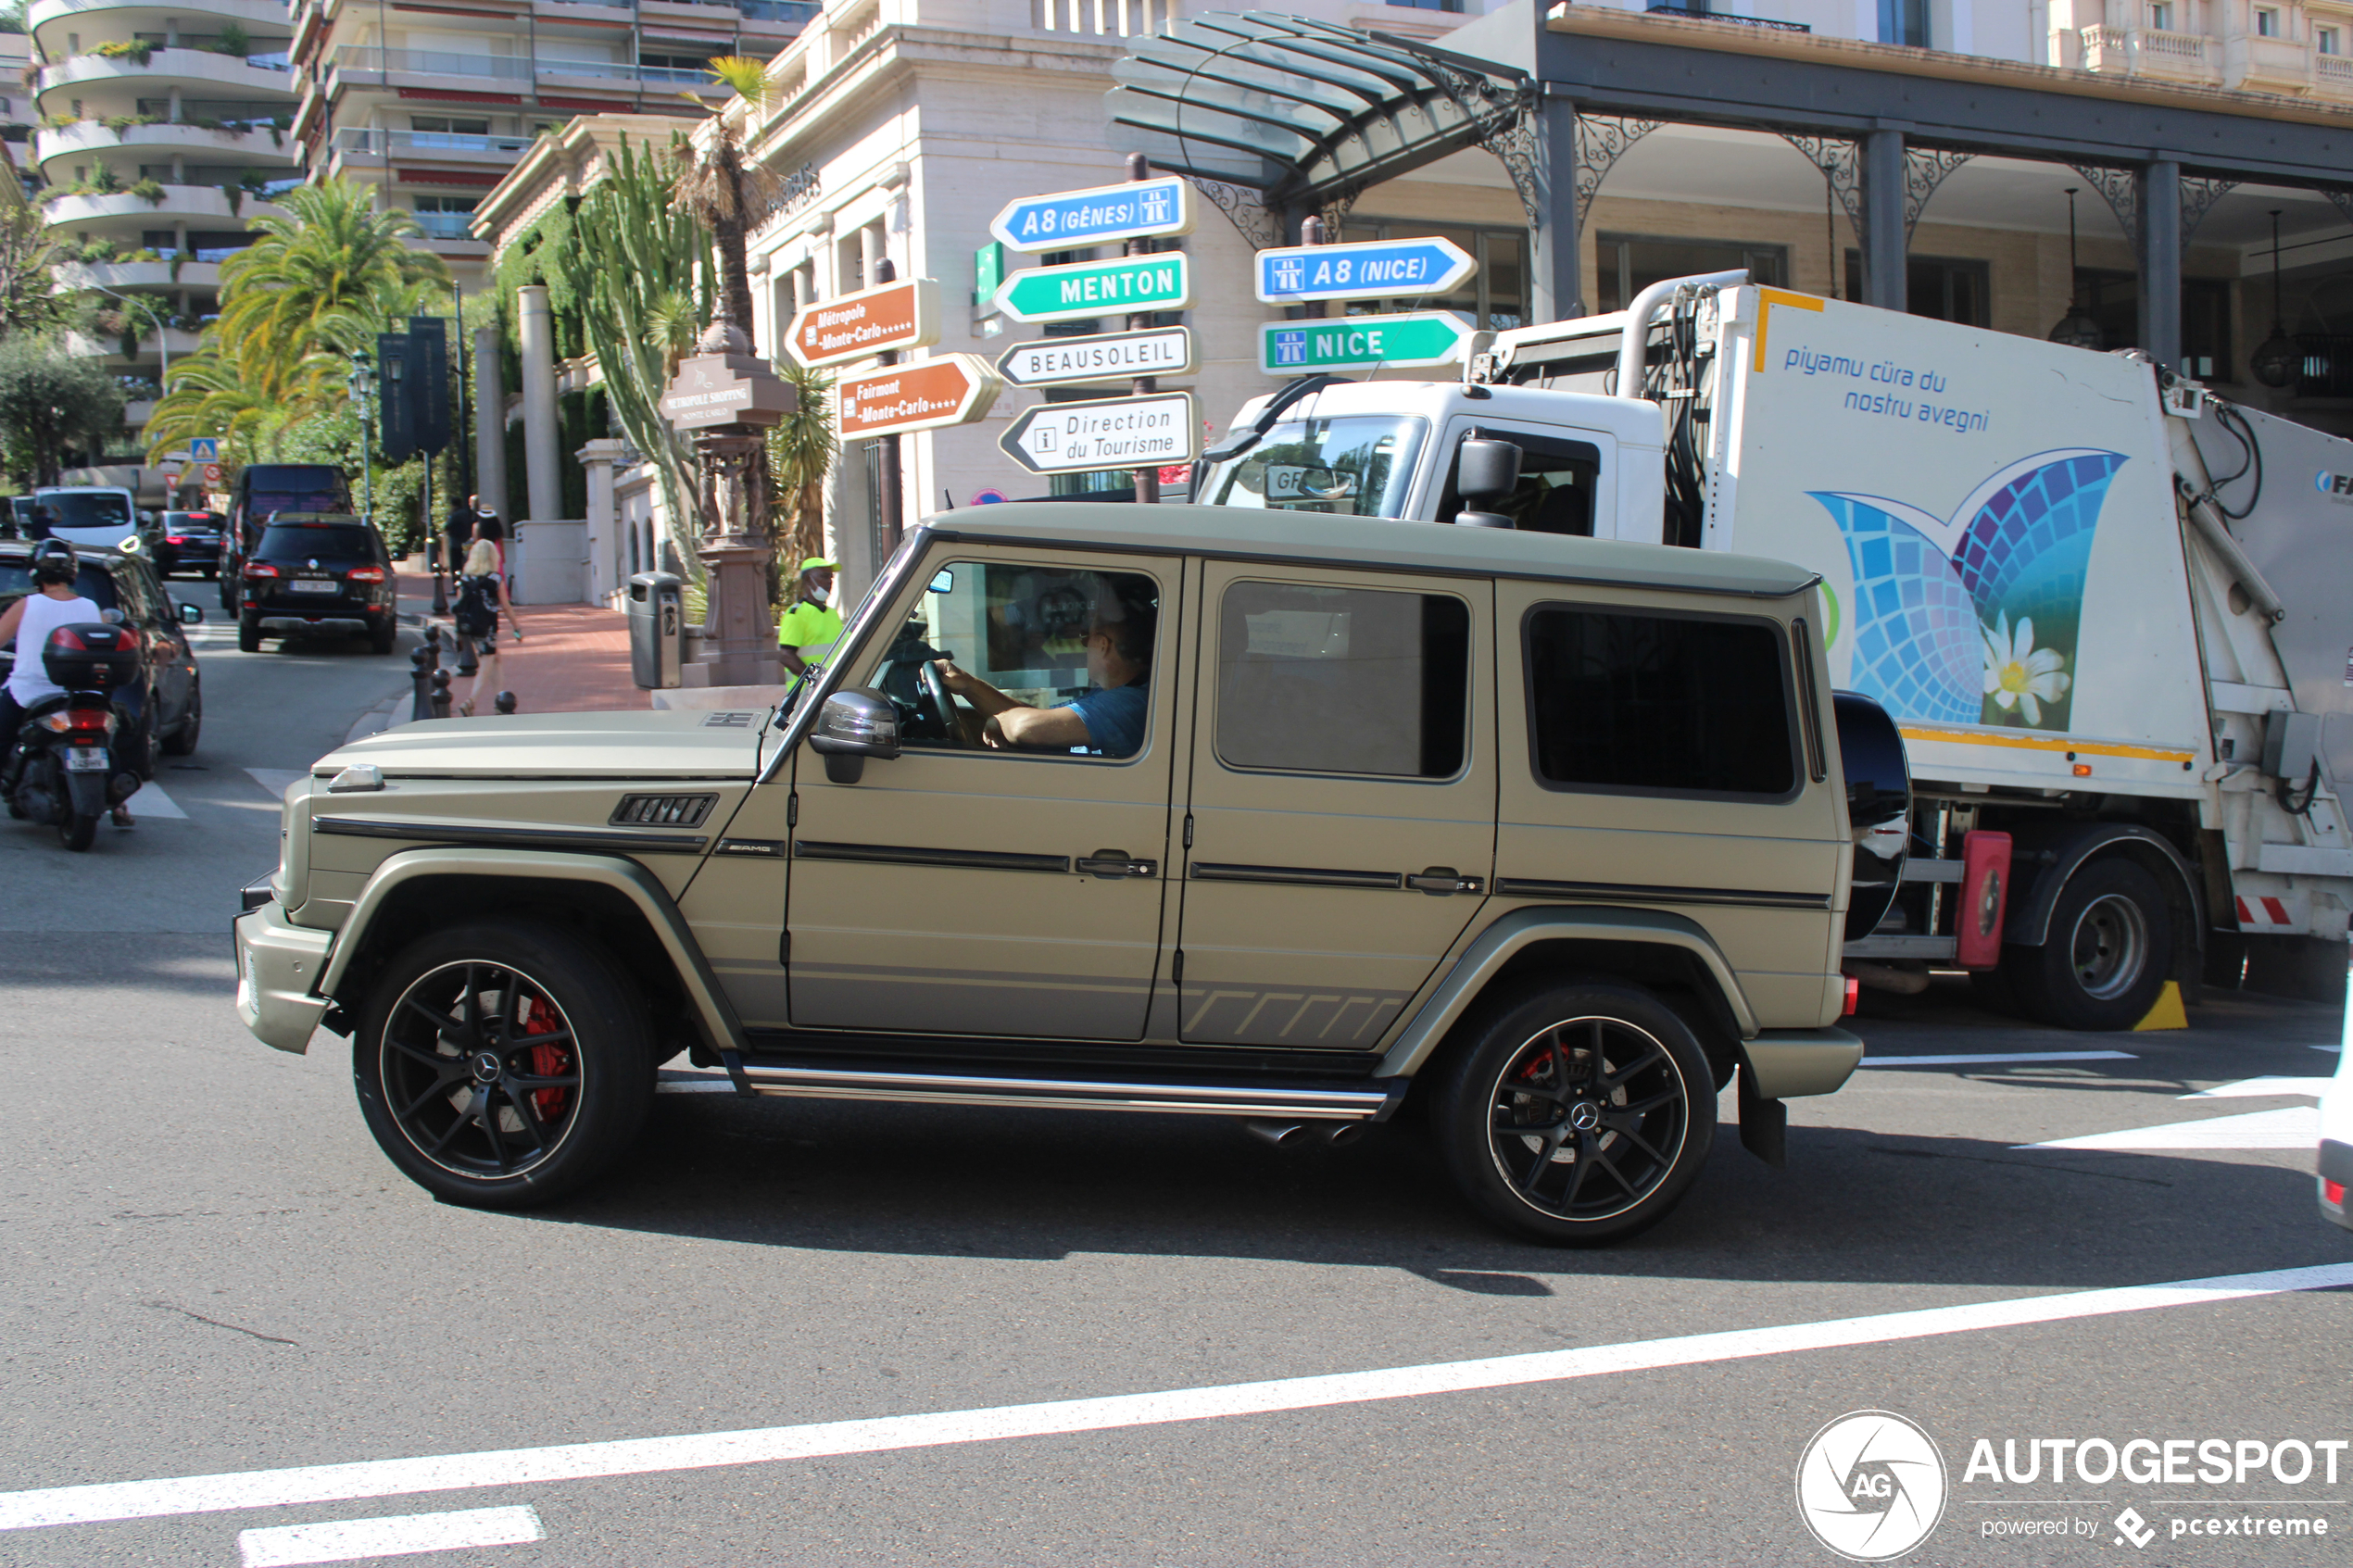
[786, 278, 944, 369]
[834, 354, 1003, 440]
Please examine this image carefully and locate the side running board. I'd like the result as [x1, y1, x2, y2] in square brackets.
[727, 1060, 1404, 1122]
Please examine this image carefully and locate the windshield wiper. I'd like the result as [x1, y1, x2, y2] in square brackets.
[1200, 374, 1355, 465]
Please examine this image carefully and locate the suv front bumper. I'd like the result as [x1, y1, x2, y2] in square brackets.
[234, 896, 333, 1054]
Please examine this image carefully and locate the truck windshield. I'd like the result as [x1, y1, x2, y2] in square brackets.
[37, 492, 132, 530]
[1199, 417, 1426, 518]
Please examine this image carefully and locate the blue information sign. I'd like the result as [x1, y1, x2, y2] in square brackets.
[989, 177, 1196, 253]
[1254, 236, 1475, 304]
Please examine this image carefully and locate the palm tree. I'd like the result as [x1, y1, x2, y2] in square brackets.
[669, 57, 776, 349]
[768, 360, 835, 573]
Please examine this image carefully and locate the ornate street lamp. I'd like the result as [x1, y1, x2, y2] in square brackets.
[2251, 208, 2300, 389]
[2047, 187, 2104, 350]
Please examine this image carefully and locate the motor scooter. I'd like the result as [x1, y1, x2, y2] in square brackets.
[5, 622, 141, 852]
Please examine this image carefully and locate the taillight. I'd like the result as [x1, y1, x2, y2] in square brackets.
[347, 566, 386, 583]
[48, 626, 90, 651]
[245, 562, 280, 578]
[166, 534, 186, 545]
[66, 709, 110, 734]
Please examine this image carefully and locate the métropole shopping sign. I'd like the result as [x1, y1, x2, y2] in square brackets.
[659, 351, 796, 431]
[1000, 391, 1199, 476]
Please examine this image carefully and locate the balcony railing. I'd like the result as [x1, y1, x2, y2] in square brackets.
[1642, 4, 1811, 29]
[741, 0, 819, 20]
[331, 127, 537, 156]
[411, 211, 478, 239]
[324, 47, 746, 86]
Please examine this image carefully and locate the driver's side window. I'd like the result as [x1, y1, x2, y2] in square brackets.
[862, 559, 1162, 761]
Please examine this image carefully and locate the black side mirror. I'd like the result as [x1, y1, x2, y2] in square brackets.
[807, 688, 900, 784]
[179, 602, 204, 625]
[1454, 435, 1522, 529]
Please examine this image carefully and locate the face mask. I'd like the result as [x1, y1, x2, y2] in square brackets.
[806, 584, 829, 606]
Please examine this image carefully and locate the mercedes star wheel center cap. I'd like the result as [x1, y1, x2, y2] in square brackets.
[472, 1052, 503, 1083]
[1569, 1101, 1603, 1131]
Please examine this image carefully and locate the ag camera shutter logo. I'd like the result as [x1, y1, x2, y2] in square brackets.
[1795, 1410, 1948, 1561]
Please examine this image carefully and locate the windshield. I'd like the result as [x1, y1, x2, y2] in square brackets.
[245, 467, 347, 516]
[37, 492, 132, 530]
[260, 522, 378, 558]
[1198, 416, 1427, 518]
[164, 512, 220, 531]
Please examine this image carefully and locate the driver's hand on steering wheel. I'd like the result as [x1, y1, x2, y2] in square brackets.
[931, 659, 978, 698]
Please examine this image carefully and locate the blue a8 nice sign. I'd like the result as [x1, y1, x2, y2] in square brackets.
[989, 178, 1196, 253]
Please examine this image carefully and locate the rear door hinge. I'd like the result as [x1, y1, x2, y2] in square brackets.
[787, 790, 799, 828]
[1171, 948, 1184, 984]
[778, 929, 791, 965]
[1182, 813, 1194, 849]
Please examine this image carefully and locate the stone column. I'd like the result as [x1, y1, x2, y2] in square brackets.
[2137, 160, 2183, 370]
[1861, 129, 1908, 313]
[472, 324, 508, 521]
[516, 284, 560, 523]
[577, 436, 627, 607]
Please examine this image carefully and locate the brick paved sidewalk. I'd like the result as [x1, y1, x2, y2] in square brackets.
[396, 571, 639, 714]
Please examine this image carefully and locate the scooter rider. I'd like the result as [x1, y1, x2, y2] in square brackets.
[0, 540, 130, 827]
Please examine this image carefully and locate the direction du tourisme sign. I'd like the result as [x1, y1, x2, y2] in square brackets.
[1000, 392, 1199, 476]
[1256, 236, 1475, 304]
[990, 177, 1194, 252]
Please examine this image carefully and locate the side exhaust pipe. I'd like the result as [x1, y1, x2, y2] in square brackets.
[1244, 1120, 1307, 1147]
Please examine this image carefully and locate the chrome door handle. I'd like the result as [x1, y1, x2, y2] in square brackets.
[1405, 867, 1484, 897]
[1076, 850, 1158, 880]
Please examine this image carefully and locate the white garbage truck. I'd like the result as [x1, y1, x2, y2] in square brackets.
[1193, 277, 2353, 1030]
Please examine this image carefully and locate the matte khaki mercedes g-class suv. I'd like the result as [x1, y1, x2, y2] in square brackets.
[233, 502, 1881, 1244]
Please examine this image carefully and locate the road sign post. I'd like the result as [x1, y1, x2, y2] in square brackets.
[993, 253, 1190, 324]
[786, 278, 942, 368]
[1255, 235, 1475, 304]
[999, 392, 1198, 477]
[990, 176, 1193, 253]
[1258, 312, 1482, 375]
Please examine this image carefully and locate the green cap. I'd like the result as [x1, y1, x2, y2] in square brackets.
[799, 556, 839, 574]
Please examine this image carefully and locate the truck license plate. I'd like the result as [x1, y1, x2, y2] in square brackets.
[64, 748, 109, 772]
[289, 579, 339, 594]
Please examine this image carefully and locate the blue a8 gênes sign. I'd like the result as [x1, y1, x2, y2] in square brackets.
[990, 177, 1195, 253]
[1254, 236, 1476, 304]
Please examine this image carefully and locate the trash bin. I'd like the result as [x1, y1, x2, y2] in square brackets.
[627, 571, 683, 689]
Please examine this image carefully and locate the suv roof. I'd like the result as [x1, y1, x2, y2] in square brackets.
[921, 501, 1818, 601]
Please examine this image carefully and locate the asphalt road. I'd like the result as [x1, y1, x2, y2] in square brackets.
[1, 623, 2347, 1567]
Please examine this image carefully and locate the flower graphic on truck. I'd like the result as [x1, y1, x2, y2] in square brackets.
[1810, 448, 2126, 732]
[1981, 613, 2071, 725]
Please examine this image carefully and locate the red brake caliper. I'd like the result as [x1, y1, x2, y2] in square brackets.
[518, 993, 570, 1120]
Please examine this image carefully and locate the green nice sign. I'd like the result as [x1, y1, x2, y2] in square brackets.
[992, 253, 1192, 324]
[1257, 310, 1480, 374]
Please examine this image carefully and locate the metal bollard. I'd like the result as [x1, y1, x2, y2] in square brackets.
[454, 637, 479, 678]
[429, 668, 453, 720]
[494, 691, 517, 715]
[409, 645, 434, 722]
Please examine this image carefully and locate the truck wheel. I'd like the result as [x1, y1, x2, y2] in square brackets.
[2005, 858, 2173, 1031]
[354, 920, 655, 1209]
[1433, 982, 1717, 1246]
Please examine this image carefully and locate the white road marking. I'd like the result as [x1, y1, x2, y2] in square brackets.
[122, 783, 186, 821]
[237, 1506, 544, 1566]
[245, 769, 308, 800]
[2181, 1077, 2334, 1100]
[2022, 1105, 2322, 1150]
[1859, 1050, 2136, 1067]
[2, 1261, 2348, 1534]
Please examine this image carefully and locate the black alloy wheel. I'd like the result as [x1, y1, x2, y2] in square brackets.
[1436, 982, 1717, 1246]
[355, 921, 654, 1208]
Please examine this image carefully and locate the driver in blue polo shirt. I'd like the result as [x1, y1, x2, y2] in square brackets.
[932, 596, 1153, 759]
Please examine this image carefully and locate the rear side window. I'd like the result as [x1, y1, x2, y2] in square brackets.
[1524, 606, 1795, 798]
[260, 524, 378, 558]
[1215, 581, 1469, 778]
[0, 564, 119, 609]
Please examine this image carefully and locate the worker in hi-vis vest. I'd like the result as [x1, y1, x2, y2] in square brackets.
[776, 555, 843, 678]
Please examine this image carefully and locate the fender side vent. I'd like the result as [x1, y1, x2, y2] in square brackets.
[610, 793, 718, 829]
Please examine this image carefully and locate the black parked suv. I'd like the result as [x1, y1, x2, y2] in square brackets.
[237, 514, 397, 654]
[156, 511, 226, 578]
[0, 540, 206, 764]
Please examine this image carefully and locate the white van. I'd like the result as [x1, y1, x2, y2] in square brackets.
[32, 486, 141, 550]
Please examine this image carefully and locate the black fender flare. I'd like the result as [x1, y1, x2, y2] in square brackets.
[2001, 822, 2204, 977]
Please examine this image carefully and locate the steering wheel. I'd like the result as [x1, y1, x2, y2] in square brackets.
[917, 659, 967, 749]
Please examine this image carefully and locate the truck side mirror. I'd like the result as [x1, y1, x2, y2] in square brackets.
[808, 688, 900, 784]
[1454, 435, 1523, 529]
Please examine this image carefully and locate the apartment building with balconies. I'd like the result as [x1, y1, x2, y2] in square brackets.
[25, 1, 301, 479]
[287, 0, 818, 287]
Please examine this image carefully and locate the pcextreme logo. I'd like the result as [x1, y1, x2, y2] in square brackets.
[1795, 1410, 1950, 1561]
